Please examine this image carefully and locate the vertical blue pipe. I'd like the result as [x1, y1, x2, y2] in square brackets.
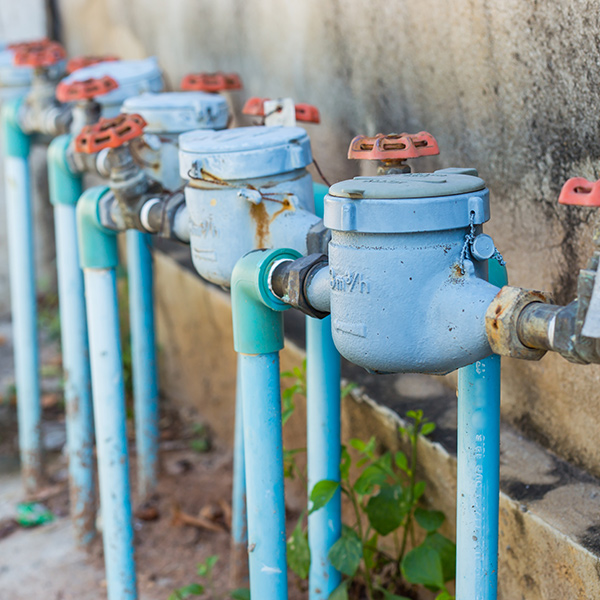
[306, 317, 341, 598]
[84, 268, 137, 600]
[2, 98, 41, 493]
[126, 229, 159, 500]
[307, 184, 342, 599]
[240, 352, 288, 599]
[78, 187, 137, 600]
[455, 261, 508, 600]
[231, 354, 248, 583]
[48, 134, 95, 547]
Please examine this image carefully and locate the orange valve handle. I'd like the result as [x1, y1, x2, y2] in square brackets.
[66, 55, 119, 75]
[75, 113, 147, 154]
[242, 98, 320, 123]
[56, 76, 119, 103]
[181, 72, 243, 92]
[348, 131, 440, 161]
[242, 97, 269, 117]
[9, 39, 66, 68]
[558, 177, 600, 207]
[294, 103, 320, 124]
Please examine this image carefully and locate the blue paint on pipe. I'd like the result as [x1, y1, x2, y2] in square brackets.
[231, 354, 248, 581]
[306, 316, 342, 600]
[455, 262, 507, 600]
[240, 352, 288, 599]
[2, 99, 40, 492]
[126, 230, 159, 500]
[84, 269, 137, 600]
[48, 134, 96, 547]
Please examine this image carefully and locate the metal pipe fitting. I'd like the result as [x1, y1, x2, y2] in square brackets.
[516, 302, 560, 353]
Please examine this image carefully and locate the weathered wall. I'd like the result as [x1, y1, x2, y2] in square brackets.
[53, 0, 600, 480]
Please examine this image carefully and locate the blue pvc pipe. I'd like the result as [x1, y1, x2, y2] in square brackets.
[455, 261, 508, 600]
[306, 316, 342, 599]
[84, 268, 137, 600]
[240, 352, 288, 599]
[54, 203, 96, 545]
[2, 99, 41, 493]
[126, 229, 159, 500]
[49, 134, 96, 547]
[231, 354, 248, 583]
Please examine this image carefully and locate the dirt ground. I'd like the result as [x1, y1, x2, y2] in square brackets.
[0, 317, 307, 600]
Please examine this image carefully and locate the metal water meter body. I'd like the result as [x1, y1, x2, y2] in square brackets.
[121, 91, 228, 191]
[323, 169, 500, 374]
[60, 58, 163, 119]
[179, 126, 319, 287]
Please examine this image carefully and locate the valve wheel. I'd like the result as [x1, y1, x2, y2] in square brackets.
[558, 177, 600, 207]
[74, 113, 147, 154]
[348, 131, 439, 161]
[56, 76, 119, 103]
[242, 97, 321, 124]
[181, 72, 243, 92]
[66, 55, 119, 75]
[9, 38, 66, 68]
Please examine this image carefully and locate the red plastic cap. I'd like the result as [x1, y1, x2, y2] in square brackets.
[242, 98, 320, 123]
[348, 131, 440, 161]
[66, 55, 119, 75]
[181, 72, 243, 92]
[9, 39, 66, 68]
[56, 76, 119, 103]
[558, 177, 600, 207]
[294, 103, 320, 124]
[75, 113, 147, 154]
[242, 97, 269, 117]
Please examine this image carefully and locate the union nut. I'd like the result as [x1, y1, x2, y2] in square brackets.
[485, 286, 553, 360]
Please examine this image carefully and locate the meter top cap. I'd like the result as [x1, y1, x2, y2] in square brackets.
[324, 168, 490, 233]
[179, 126, 312, 181]
[0, 46, 33, 88]
[59, 57, 163, 106]
[121, 91, 228, 133]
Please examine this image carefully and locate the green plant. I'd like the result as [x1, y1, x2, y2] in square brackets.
[38, 291, 61, 342]
[168, 555, 249, 600]
[305, 411, 455, 600]
[189, 422, 212, 453]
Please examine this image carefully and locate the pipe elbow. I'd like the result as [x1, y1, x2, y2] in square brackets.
[76, 186, 119, 269]
[48, 135, 82, 207]
[231, 248, 301, 355]
[2, 98, 29, 158]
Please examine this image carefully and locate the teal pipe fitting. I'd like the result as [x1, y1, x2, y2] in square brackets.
[76, 186, 118, 269]
[48, 134, 82, 206]
[231, 248, 302, 355]
[2, 97, 30, 158]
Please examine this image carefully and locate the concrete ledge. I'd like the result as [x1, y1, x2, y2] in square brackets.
[153, 246, 600, 599]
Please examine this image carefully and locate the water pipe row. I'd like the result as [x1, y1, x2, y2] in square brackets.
[2, 36, 599, 600]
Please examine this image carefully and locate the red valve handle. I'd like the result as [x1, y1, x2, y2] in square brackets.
[66, 55, 119, 75]
[9, 39, 66, 68]
[56, 75, 119, 103]
[558, 177, 600, 207]
[294, 103, 320, 124]
[242, 97, 320, 123]
[74, 113, 147, 154]
[348, 131, 440, 161]
[181, 72, 243, 92]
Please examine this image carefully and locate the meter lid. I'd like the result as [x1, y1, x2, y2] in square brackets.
[60, 57, 163, 106]
[121, 91, 228, 133]
[0, 47, 32, 88]
[179, 125, 312, 180]
[324, 168, 489, 233]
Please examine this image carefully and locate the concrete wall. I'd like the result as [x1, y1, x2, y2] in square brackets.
[0, 3, 54, 317]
